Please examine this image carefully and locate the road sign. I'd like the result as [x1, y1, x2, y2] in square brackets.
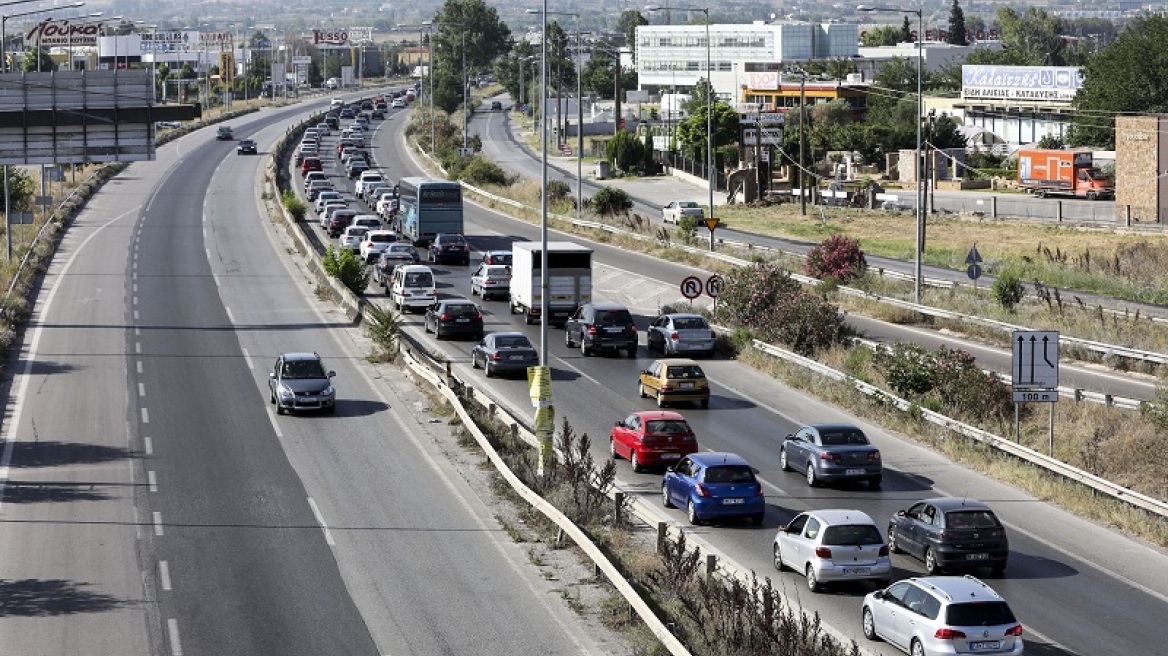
[706, 275, 723, 299]
[680, 275, 702, 300]
[1011, 331, 1059, 390]
[965, 244, 983, 264]
[704, 217, 719, 233]
[1014, 390, 1059, 403]
[966, 264, 982, 280]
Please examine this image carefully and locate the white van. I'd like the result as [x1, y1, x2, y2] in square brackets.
[390, 265, 436, 313]
[330, 96, 344, 107]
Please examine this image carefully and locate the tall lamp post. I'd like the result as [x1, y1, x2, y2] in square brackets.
[859, 4, 923, 304]
[528, 9, 579, 220]
[398, 22, 436, 152]
[647, 5, 713, 250]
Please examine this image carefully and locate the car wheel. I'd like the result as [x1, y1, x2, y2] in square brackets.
[990, 561, 1007, 576]
[924, 548, 940, 575]
[269, 389, 276, 405]
[275, 404, 285, 415]
[773, 543, 785, 571]
[911, 639, 925, 656]
[687, 500, 701, 526]
[565, 330, 574, 348]
[862, 608, 880, 641]
[806, 565, 821, 593]
[751, 512, 764, 526]
[656, 391, 666, 408]
[779, 448, 791, 471]
[580, 340, 591, 357]
[630, 451, 643, 473]
[610, 438, 620, 460]
[625, 345, 637, 358]
[806, 463, 818, 487]
[638, 383, 648, 399]
[471, 353, 481, 369]
[325, 404, 336, 415]
[887, 527, 901, 554]
[661, 483, 674, 508]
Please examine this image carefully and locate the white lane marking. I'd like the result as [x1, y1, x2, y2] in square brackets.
[152, 511, 164, 536]
[136, 361, 143, 374]
[132, 296, 138, 306]
[225, 307, 235, 323]
[143, 436, 153, 456]
[549, 355, 605, 387]
[147, 470, 157, 492]
[138, 383, 145, 397]
[306, 497, 336, 546]
[133, 310, 139, 321]
[266, 409, 284, 438]
[201, 227, 207, 240]
[242, 347, 254, 370]
[205, 248, 210, 260]
[159, 560, 172, 591]
[213, 273, 221, 287]
[135, 342, 141, 354]
[134, 327, 140, 336]
[140, 408, 149, 424]
[167, 619, 183, 656]
[133, 283, 137, 293]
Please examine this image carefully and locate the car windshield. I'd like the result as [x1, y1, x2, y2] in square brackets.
[283, 359, 326, 379]
[673, 316, 709, 329]
[495, 335, 532, 349]
[945, 510, 1000, 529]
[596, 309, 633, 326]
[945, 601, 1017, 626]
[819, 429, 869, 446]
[679, 202, 699, 208]
[703, 465, 755, 484]
[821, 524, 883, 546]
[444, 303, 477, 316]
[665, 365, 704, 379]
[646, 420, 692, 435]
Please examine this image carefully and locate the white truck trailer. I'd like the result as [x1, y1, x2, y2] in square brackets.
[509, 241, 593, 326]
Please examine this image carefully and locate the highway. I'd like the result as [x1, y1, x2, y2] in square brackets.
[0, 96, 619, 656]
[317, 104, 1168, 656]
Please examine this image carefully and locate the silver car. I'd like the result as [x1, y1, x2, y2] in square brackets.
[862, 576, 1024, 656]
[780, 423, 882, 488]
[470, 262, 512, 300]
[268, 352, 336, 415]
[773, 509, 891, 592]
[646, 313, 716, 357]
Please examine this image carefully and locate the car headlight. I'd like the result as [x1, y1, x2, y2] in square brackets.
[323, 385, 335, 396]
[278, 385, 294, 399]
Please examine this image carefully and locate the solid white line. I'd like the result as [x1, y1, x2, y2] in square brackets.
[152, 511, 164, 536]
[213, 273, 221, 287]
[242, 347, 254, 370]
[143, 437, 153, 456]
[136, 360, 143, 374]
[306, 497, 336, 546]
[133, 310, 139, 321]
[140, 408, 149, 424]
[147, 470, 157, 492]
[138, 383, 145, 397]
[167, 619, 183, 656]
[159, 560, 172, 591]
[225, 307, 235, 323]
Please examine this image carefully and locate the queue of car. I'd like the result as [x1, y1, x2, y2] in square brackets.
[283, 90, 1023, 656]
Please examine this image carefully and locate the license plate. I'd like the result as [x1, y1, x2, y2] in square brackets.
[661, 453, 682, 460]
[842, 567, 870, 575]
[722, 498, 744, 505]
[456, 318, 469, 323]
[508, 355, 525, 361]
[605, 327, 622, 333]
[680, 382, 695, 389]
[845, 468, 866, 475]
[966, 553, 990, 560]
[969, 641, 1001, 651]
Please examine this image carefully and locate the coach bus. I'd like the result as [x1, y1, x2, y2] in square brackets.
[395, 177, 463, 246]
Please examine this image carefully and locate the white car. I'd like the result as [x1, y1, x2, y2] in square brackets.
[352, 214, 382, 231]
[376, 193, 399, 218]
[662, 200, 705, 224]
[359, 229, 399, 262]
[314, 191, 344, 213]
[339, 225, 369, 252]
[391, 98, 406, 109]
[355, 172, 385, 198]
[772, 509, 891, 592]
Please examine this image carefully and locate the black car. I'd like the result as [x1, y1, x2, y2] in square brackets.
[339, 107, 356, 119]
[887, 497, 1009, 575]
[324, 113, 340, 129]
[428, 233, 470, 265]
[490, 100, 503, 110]
[268, 352, 336, 414]
[564, 303, 638, 357]
[346, 159, 370, 178]
[424, 300, 484, 340]
[236, 139, 258, 155]
[370, 108, 385, 119]
[471, 332, 539, 377]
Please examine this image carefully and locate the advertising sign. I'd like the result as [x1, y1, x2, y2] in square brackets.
[348, 26, 373, 43]
[26, 19, 101, 47]
[199, 31, 232, 47]
[961, 65, 1082, 103]
[314, 29, 349, 45]
[747, 71, 780, 91]
[141, 31, 191, 52]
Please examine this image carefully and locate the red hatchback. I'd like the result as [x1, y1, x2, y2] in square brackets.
[610, 411, 699, 472]
[300, 157, 322, 175]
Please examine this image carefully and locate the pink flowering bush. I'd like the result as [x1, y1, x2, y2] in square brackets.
[715, 263, 845, 356]
[805, 234, 867, 284]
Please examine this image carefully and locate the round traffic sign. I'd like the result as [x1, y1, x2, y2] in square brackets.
[966, 264, 983, 280]
[680, 275, 702, 299]
[705, 274, 724, 298]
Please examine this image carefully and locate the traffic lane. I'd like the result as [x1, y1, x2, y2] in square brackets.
[847, 314, 1157, 400]
[219, 124, 614, 656]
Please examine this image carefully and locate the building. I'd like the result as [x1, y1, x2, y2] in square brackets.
[856, 41, 997, 78]
[1114, 116, 1166, 224]
[635, 21, 858, 104]
[739, 72, 870, 118]
[956, 64, 1083, 149]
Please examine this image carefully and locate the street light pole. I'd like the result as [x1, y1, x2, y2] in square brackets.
[860, 4, 923, 304]
[398, 22, 435, 152]
[530, 10, 581, 219]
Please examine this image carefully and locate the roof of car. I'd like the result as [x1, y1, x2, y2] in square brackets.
[908, 575, 1006, 603]
[587, 302, 629, 311]
[661, 312, 706, 320]
[921, 497, 994, 512]
[282, 352, 321, 362]
[806, 423, 866, 433]
[487, 331, 527, 339]
[689, 452, 750, 467]
[805, 509, 877, 526]
[654, 358, 702, 367]
[631, 410, 687, 421]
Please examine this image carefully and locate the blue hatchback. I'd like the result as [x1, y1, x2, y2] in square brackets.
[662, 452, 766, 525]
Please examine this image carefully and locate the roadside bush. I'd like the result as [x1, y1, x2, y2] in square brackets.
[873, 343, 936, 397]
[282, 189, 306, 221]
[715, 262, 845, 356]
[606, 129, 645, 174]
[805, 234, 867, 284]
[453, 155, 512, 186]
[322, 246, 369, 295]
[1140, 387, 1168, 433]
[873, 343, 1017, 425]
[715, 262, 800, 329]
[542, 179, 571, 202]
[676, 215, 698, 241]
[992, 268, 1026, 312]
[589, 187, 633, 216]
[364, 302, 400, 359]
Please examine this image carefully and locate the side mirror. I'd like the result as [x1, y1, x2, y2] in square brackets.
[784, 434, 794, 441]
[872, 590, 885, 600]
[614, 421, 622, 427]
[895, 510, 907, 517]
[269, 372, 276, 379]
[778, 524, 788, 533]
[327, 371, 336, 378]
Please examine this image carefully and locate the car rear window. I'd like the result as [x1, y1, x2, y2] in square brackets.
[645, 420, 692, 435]
[369, 233, 396, 243]
[596, 309, 633, 326]
[404, 272, 433, 287]
[665, 365, 704, 379]
[442, 235, 466, 244]
[821, 524, 882, 546]
[444, 303, 477, 316]
[945, 601, 1017, 626]
[485, 253, 512, 265]
[819, 429, 870, 446]
[485, 266, 510, 277]
[674, 316, 709, 330]
[702, 465, 755, 484]
[496, 335, 532, 348]
[390, 245, 414, 254]
[944, 510, 1001, 529]
[346, 227, 368, 237]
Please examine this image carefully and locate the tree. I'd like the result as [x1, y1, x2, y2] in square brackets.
[901, 16, 912, 43]
[22, 46, 55, 72]
[617, 10, 648, 62]
[947, 0, 968, 45]
[861, 25, 903, 47]
[683, 77, 713, 116]
[927, 114, 967, 150]
[676, 102, 739, 161]
[1069, 15, 1168, 149]
[1, 166, 34, 212]
[493, 40, 536, 107]
[432, 0, 512, 114]
[995, 7, 1065, 65]
[607, 129, 644, 173]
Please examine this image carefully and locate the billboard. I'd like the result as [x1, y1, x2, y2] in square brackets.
[747, 71, 780, 91]
[961, 65, 1082, 103]
[25, 19, 102, 47]
[141, 31, 192, 53]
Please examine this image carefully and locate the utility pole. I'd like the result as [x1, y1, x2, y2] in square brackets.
[799, 72, 806, 216]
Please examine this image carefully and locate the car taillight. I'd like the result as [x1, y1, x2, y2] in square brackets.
[440, 314, 450, 321]
[671, 331, 679, 340]
[630, 325, 637, 333]
[474, 312, 482, 320]
[878, 545, 889, 556]
[587, 326, 598, 334]
[484, 278, 493, 284]
[694, 483, 710, 497]
[1005, 625, 1023, 637]
[753, 482, 763, 496]
[490, 352, 501, 361]
[934, 628, 966, 640]
[814, 546, 832, 559]
[868, 452, 881, 462]
[820, 452, 841, 462]
[660, 385, 672, 392]
[641, 434, 659, 445]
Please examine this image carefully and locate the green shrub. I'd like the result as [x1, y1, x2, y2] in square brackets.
[450, 154, 512, 186]
[364, 302, 400, 356]
[715, 262, 844, 356]
[322, 246, 369, 294]
[805, 234, 867, 284]
[589, 187, 633, 216]
[873, 343, 936, 397]
[676, 215, 699, 241]
[606, 129, 645, 173]
[992, 269, 1025, 312]
[543, 179, 571, 202]
[282, 189, 306, 221]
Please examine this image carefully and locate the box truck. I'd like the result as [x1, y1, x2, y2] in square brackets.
[1016, 148, 1114, 200]
[509, 242, 593, 326]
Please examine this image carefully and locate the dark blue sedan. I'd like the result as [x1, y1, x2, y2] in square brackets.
[662, 452, 766, 526]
